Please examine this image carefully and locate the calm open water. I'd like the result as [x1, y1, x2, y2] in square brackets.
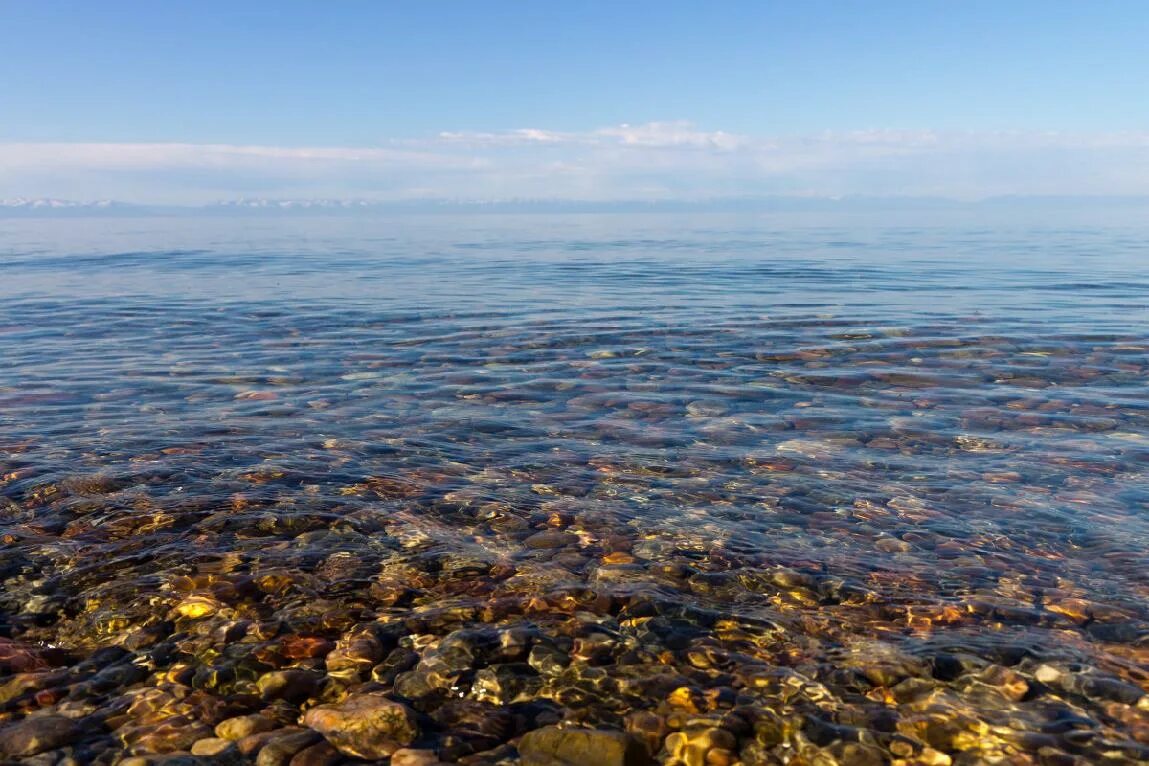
[1, 213, 1148, 764]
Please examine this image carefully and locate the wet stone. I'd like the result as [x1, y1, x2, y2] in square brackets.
[524, 530, 580, 550]
[325, 629, 385, 678]
[254, 730, 322, 766]
[302, 694, 419, 759]
[287, 740, 342, 766]
[215, 714, 278, 741]
[120, 718, 215, 755]
[390, 749, 444, 766]
[120, 757, 220, 766]
[237, 730, 287, 757]
[0, 714, 81, 758]
[256, 669, 323, 703]
[528, 643, 571, 676]
[472, 663, 542, 704]
[665, 724, 742, 766]
[190, 738, 235, 756]
[519, 726, 652, 766]
[372, 646, 421, 685]
[433, 699, 514, 759]
[624, 711, 668, 757]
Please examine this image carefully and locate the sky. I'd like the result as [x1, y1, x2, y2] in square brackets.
[2, 1, 1148, 203]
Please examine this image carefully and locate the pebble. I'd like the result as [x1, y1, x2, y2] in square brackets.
[288, 741, 342, 766]
[0, 714, 80, 758]
[216, 715, 278, 741]
[302, 694, 419, 759]
[518, 726, 651, 766]
[391, 749, 445, 766]
[237, 730, 284, 757]
[190, 738, 235, 756]
[524, 530, 580, 549]
[256, 669, 323, 703]
[255, 730, 322, 766]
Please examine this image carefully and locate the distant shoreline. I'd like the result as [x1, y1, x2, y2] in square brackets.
[4, 195, 1149, 218]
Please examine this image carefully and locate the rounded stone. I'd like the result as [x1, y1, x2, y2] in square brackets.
[524, 530, 580, 550]
[518, 726, 651, 766]
[0, 715, 81, 758]
[289, 741, 343, 766]
[190, 738, 235, 756]
[216, 715, 278, 741]
[255, 730, 322, 766]
[302, 694, 419, 760]
[391, 749, 444, 766]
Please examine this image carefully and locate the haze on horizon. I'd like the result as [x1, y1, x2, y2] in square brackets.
[3, 1, 1148, 204]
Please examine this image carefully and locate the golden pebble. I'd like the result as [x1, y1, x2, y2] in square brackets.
[602, 552, 635, 565]
[173, 596, 220, 620]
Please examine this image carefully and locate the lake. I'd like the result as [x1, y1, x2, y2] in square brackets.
[1, 212, 1148, 764]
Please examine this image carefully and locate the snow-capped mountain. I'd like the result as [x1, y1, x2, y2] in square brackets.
[0, 198, 125, 209]
[210, 198, 380, 209]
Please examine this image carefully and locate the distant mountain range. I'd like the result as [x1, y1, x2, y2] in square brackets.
[1, 198, 129, 210]
[4, 196, 1149, 216]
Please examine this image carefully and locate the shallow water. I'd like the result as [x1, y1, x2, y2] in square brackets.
[1, 214, 1148, 764]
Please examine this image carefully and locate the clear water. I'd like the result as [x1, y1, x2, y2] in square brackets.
[2, 213, 1148, 762]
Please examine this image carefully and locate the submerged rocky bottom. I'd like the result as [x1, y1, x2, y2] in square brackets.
[1, 307, 1148, 765]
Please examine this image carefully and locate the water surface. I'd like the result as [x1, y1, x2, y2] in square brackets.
[1, 213, 1147, 763]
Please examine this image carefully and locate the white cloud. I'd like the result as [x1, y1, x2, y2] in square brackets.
[435, 128, 582, 146]
[0, 142, 474, 169]
[2, 124, 1148, 203]
[434, 121, 743, 150]
[595, 121, 744, 150]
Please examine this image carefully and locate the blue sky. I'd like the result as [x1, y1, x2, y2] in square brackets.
[3, 1, 1148, 202]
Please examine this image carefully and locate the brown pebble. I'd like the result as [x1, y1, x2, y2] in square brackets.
[281, 635, 334, 660]
[391, 748, 444, 766]
[302, 694, 419, 760]
[706, 748, 736, 766]
[216, 714, 278, 741]
[191, 737, 236, 756]
[519, 726, 650, 766]
[237, 729, 287, 756]
[524, 530, 580, 549]
[625, 711, 669, 757]
[602, 552, 636, 565]
[289, 740, 343, 766]
[256, 669, 323, 703]
[256, 730, 322, 766]
[0, 714, 80, 758]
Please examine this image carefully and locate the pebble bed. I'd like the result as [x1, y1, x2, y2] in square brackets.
[1, 215, 1149, 766]
[1, 301, 1147, 765]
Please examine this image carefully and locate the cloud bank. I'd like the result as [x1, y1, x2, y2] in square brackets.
[3, 123, 1148, 204]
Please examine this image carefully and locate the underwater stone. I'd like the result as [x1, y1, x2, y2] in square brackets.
[518, 726, 651, 766]
[302, 694, 419, 759]
[0, 714, 81, 758]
